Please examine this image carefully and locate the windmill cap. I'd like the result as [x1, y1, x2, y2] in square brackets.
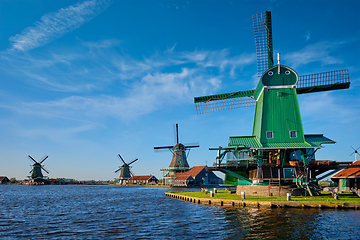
[261, 65, 298, 87]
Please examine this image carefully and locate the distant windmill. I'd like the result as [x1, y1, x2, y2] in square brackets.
[115, 154, 138, 184]
[350, 146, 360, 162]
[28, 155, 50, 184]
[155, 123, 199, 185]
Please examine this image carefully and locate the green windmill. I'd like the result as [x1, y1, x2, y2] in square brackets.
[28, 155, 50, 184]
[194, 11, 350, 194]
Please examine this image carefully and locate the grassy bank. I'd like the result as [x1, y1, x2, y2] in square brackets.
[174, 190, 360, 204]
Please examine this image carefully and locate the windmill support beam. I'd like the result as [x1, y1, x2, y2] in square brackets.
[220, 169, 252, 183]
[316, 168, 344, 182]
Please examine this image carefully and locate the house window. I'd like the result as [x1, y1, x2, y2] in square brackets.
[266, 131, 274, 139]
[290, 131, 297, 138]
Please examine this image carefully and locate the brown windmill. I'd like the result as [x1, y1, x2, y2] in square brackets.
[155, 124, 199, 185]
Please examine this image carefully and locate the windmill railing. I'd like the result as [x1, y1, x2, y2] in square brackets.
[160, 167, 190, 171]
[215, 159, 258, 167]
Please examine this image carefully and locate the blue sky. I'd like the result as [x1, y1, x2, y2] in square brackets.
[0, 0, 359, 181]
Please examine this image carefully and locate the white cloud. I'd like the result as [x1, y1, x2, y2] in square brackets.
[1, 40, 256, 93]
[299, 91, 359, 125]
[284, 41, 343, 68]
[0, 38, 257, 126]
[178, 49, 255, 76]
[7, 0, 112, 52]
[0, 67, 223, 123]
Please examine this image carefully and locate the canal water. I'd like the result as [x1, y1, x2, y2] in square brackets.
[0, 185, 359, 239]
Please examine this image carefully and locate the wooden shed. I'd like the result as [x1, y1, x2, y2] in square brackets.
[0, 176, 10, 184]
[331, 161, 360, 192]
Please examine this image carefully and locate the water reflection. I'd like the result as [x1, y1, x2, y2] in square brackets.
[0, 185, 359, 239]
[221, 207, 360, 239]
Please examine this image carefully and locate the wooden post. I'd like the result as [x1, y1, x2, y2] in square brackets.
[307, 184, 313, 197]
[287, 193, 291, 201]
[241, 192, 245, 199]
[278, 169, 281, 196]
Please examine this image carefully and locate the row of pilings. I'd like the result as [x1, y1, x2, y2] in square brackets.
[165, 192, 360, 210]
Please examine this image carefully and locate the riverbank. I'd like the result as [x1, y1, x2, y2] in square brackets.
[166, 190, 360, 209]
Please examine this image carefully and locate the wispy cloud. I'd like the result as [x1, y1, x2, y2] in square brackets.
[1, 67, 221, 121]
[178, 49, 255, 77]
[299, 91, 360, 125]
[7, 0, 112, 52]
[1, 41, 255, 92]
[0, 39, 256, 127]
[284, 41, 344, 69]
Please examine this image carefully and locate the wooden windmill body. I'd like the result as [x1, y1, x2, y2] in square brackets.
[155, 124, 199, 185]
[194, 11, 352, 195]
[27, 155, 50, 185]
[115, 154, 138, 185]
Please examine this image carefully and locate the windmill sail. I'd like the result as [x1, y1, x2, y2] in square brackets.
[194, 11, 274, 115]
[128, 158, 138, 166]
[28, 155, 49, 179]
[194, 90, 256, 114]
[297, 69, 350, 94]
[253, 11, 274, 77]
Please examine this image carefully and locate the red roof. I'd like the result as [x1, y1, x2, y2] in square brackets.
[331, 161, 360, 178]
[174, 174, 194, 181]
[0, 176, 8, 181]
[128, 175, 154, 181]
[174, 166, 205, 180]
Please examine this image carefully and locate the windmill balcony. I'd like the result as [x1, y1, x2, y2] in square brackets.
[214, 159, 258, 167]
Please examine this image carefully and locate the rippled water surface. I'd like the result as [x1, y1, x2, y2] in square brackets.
[0, 185, 359, 239]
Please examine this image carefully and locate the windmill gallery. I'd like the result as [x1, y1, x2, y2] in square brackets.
[4, 11, 358, 195]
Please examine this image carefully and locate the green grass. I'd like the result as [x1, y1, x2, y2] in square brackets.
[174, 190, 360, 204]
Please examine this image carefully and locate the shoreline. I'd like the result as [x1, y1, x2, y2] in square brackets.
[165, 192, 360, 210]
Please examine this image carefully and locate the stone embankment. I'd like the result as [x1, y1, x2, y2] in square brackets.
[165, 192, 360, 210]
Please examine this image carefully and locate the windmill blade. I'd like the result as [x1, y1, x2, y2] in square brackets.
[29, 169, 34, 174]
[253, 11, 274, 77]
[297, 69, 350, 95]
[184, 144, 200, 148]
[40, 155, 48, 164]
[115, 168, 121, 173]
[41, 166, 49, 174]
[118, 154, 126, 165]
[154, 145, 175, 150]
[351, 146, 360, 152]
[175, 123, 179, 145]
[28, 155, 38, 164]
[350, 146, 360, 156]
[194, 90, 256, 114]
[128, 158, 138, 166]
